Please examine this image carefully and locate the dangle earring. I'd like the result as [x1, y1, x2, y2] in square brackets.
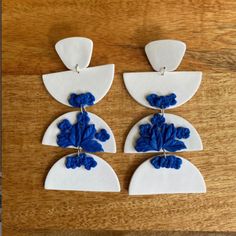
[42, 37, 120, 192]
[123, 40, 206, 195]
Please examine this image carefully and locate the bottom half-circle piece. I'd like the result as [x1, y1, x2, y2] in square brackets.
[45, 153, 120, 192]
[129, 156, 206, 195]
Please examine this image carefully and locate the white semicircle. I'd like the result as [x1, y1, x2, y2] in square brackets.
[123, 71, 202, 109]
[124, 113, 203, 153]
[42, 64, 114, 107]
[45, 153, 120, 192]
[55, 37, 93, 71]
[42, 111, 116, 153]
[129, 156, 206, 195]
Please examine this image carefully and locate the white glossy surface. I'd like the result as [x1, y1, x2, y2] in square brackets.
[129, 156, 206, 195]
[42, 111, 116, 153]
[55, 37, 93, 71]
[145, 40, 186, 72]
[124, 113, 203, 153]
[123, 71, 202, 110]
[42, 64, 114, 107]
[45, 153, 120, 192]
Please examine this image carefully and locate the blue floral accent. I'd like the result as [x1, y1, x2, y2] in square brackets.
[68, 92, 95, 108]
[135, 113, 190, 153]
[57, 111, 105, 152]
[150, 155, 182, 169]
[146, 93, 177, 109]
[65, 153, 97, 170]
[95, 129, 110, 142]
[176, 127, 190, 139]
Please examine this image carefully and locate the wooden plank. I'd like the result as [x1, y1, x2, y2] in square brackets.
[3, 0, 236, 234]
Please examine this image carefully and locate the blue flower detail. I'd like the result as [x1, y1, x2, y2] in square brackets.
[151, 113, 165, 126]
[57, 111, 106, 152]
[95, 129, 110, 142]
[135, 113, 190, 153]
[150, 155, 182, 169]
[176, 127, 190, 139]
[146, 93, 177, 109]
[68, 92, 95, 108]
[65, 153, 97, 170]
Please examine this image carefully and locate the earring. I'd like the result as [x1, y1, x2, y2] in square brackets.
[42, 37, 120, 192]
[123, 40, 206, 195]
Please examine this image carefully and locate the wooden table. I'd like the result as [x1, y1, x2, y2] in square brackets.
[3, 0, 236, 235]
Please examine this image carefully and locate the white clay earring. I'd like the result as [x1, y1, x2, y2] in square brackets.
[123, 39, 206, 195]
[42, 37, 120, 192]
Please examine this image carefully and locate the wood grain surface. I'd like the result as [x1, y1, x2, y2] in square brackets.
[2, 0, 236, 235]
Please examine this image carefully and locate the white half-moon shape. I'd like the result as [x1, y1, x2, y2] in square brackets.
[129, 156, 206, 195]
[42, 111, 116, 153]
[123, 71, 202, 109]
[145, 39, 186, 72]
[45, 153, 120, 192]
[124, 113, 203, 153]
[42, 64, 114, 107]
[55, 37, 93, 71]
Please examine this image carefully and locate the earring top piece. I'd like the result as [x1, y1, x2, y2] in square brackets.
[55, 37, 93, 71]
[145, 39, 186, 72]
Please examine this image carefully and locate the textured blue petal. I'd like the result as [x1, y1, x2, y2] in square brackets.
[151, 113, 165, 126]
[162, 123, 176, 142]
[58, 119, 72, 131]
[81, 139, 104, 152]
[82, 124, 96, 141]
[146, 93, 177, 109]
[150, 155, 182, 169]
[176, 127, 190, 139]
[163, 139, 186, 152]
[57, 133, 72, 147]
[150, 128, 163, 151]
[68, 92, 95, 108]
[65, 153, 97, 170]
[135, 137, 154, 152]
[95, 129, 110, 142]
[77, 111, 90, 126]
[138, 124, 151, 137]
[83, 156, 97, 170]
[68, 124, 82, 147]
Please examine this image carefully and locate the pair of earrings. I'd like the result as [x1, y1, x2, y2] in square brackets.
[42, 37, 206, 195]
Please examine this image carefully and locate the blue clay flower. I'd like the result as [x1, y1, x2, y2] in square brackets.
[65, 153, 97, 170]
[176, 127, 190, 139]
[68, 92, 95, 108]
[135, 113, 189, 153]
[95, 129, 110, 142]
[146, 93, 177, 109]
[77, 111, 90, 126]
[139, 124, 152, 137]
[150, 155, 182, 169]
[57, 111, 104, 152]
[58, 119, 72, 131]
[151, 113, 165, 126]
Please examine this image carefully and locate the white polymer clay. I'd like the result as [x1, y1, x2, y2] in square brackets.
[42, 111, 116, 153]
[45, 153, 120, 192]
[43, 37, 115, 107]
[124, 113, 203, 153]
[129, 156, 206, 195]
